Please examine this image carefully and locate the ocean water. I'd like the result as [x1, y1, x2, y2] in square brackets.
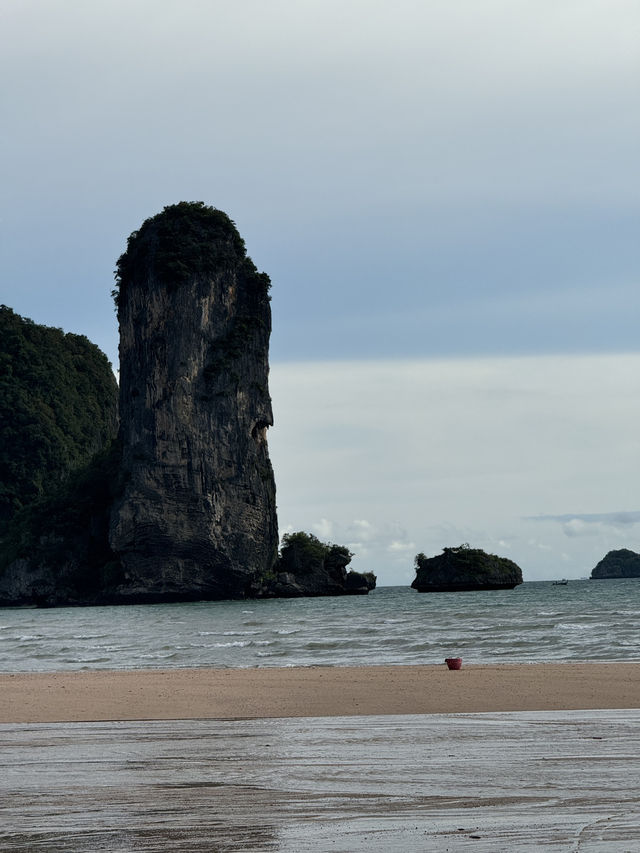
[0, 579, 638, 673]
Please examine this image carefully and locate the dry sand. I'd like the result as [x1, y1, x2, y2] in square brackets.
[1, 662, 639, 723]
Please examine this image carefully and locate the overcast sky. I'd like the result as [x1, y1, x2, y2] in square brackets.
[2, 1, 639, 582]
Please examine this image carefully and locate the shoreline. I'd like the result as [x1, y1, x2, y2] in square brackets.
[2, 661, 639, 724]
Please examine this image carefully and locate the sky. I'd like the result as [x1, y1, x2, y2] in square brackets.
[2, 1, 639, 583]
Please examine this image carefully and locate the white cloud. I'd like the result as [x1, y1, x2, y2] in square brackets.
[311, 518, 334, 541]
[350, 520, 375, 540]
[562, 519, 597, 538]
[388, 541, 416, 553]
[527, 539, 553, 552]
[528, 511, 640, 541]
[531, 511, 640, 528]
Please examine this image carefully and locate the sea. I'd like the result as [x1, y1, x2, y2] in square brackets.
[0, 579, 638, 673]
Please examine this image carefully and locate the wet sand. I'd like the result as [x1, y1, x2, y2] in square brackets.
[3, 665, 639, 850]
[1, 662, 639, 723]
[3, 710, 640, 851]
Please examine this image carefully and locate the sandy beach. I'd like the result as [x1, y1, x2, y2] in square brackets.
[3, 664, 640, 850]
[1, 661, 639, 723]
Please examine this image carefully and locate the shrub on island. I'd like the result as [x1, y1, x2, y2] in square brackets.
[256, 531, 376, 597]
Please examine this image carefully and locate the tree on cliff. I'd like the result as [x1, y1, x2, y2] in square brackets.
[0, 306, 118, 525]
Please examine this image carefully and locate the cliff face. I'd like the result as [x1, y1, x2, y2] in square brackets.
[411, 545, 523, 592]
[109, 203, 278, 600]
[591, 548, 640, 579]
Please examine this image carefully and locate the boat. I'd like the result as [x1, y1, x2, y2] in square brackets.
[552, 579, 568, 586]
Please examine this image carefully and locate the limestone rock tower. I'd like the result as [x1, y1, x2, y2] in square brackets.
[109, 202, 278, 599]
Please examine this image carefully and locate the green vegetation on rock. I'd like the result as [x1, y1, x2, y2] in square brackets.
[591, 548, 640, 579]
[263, 531, 376, 596]
[0, 440, 125, 602]
[0, 306, 118, 526]
[412, 544, 523, 592]
[112, 201, 270, 309]
[278, 531, 351, 577]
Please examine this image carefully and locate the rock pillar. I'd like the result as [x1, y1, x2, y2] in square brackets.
[109, 203, 278, 600]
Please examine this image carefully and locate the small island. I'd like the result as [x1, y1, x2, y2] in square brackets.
[411, 544, 523, 592]
[590, 548, 640, 579]
[255, 531, 376, 598]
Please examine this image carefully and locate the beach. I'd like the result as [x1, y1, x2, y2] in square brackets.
[3, 663, 640, 851]
[2, 661, 639, 723]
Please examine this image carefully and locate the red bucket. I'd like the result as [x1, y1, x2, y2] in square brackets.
[445, 657, 462, 670]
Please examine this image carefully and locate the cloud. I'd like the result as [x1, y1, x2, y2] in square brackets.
[527, 539, 552, 552]
[311, 518, 334, 541]
[528, 511, 640, 538]
[350, 520, 375, 541]
[388, 541, 416, 553]
[562, 520, 600, 538]
[529, 511, 640, 526]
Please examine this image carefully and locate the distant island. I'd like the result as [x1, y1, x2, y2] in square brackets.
[411, 544, 523, 592]
[0, 203, 375, 605]
[590, 548, 640, 579]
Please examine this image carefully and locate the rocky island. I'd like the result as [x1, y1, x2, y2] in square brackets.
[255, 531, 376, 597]
[0, 203, 375, 605]
[411, 544, 523, 592]
[590, 548, 640, 579]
